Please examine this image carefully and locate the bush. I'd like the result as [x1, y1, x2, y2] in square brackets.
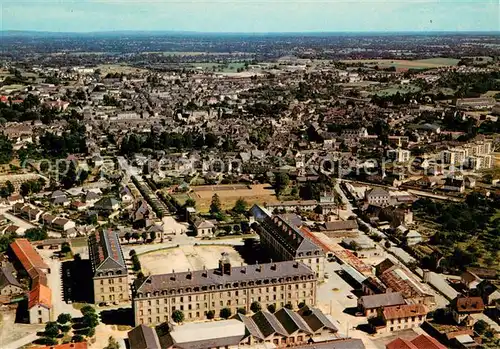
[267, 304, 276, 313]
[206, 310, 215, 319]
[298, 301, 306, 309]
[237, 307, 247, 315]
[72, 334, 85, 342]
[284, 302, 293, 310]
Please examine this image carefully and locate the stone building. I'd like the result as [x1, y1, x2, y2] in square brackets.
[88, 230, 129, 304]
[132, 254, 317, 326]
[250, 205, 325, 280]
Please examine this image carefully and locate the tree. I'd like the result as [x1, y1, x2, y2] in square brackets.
[206, 310, 215, 319]
[284, 302, 293, 310]
[81, 305, 96, 316]
[172, 310, 184, 323]
[83, 312, 99, 329]
[132, 232, 140, 241]
[44, 321, 60, 338]
[25, 228, 48, 241]
[298, 301, 306, 309]
[124, 232, 131, 243]
[57, 313, 72, 324]
[250, 301, 261, 313]
[5, 181, 14, 195]
[141, 232, 148, 242]
[185, 198, 196, 208]
[384, 240, 391, 249]
[0, 134, 13, 164]
[274, 173, 290, 195]
[233, 198, 248, 214]
[61, 242, 71, 254]
[474, 319, 489, 334]
[267, 304, 276, 313]
[220, 307, 232, 319]
[210, 193, 222, 215]
[104, 336, 120, 349]
[129, 249, 136, 257]
[237, 307, 247, 315]
[149, 231, 156, 241]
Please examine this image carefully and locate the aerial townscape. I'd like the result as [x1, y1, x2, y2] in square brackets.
[0, 3, 499, 349]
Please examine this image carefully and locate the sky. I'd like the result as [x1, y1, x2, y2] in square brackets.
[0, 0, 498, 33]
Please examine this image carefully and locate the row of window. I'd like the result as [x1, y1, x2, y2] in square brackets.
[99, 277, 125, 285]
[136, 280, 315, 298]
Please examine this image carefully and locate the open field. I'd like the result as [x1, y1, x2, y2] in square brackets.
[191, 183, 278, 212]
[96, 64, 149, 75]
[340, 57, 460, 69]
[375, 84, 421, 96]
[181, 62, 247, 72]
[139, 245, 245, 274]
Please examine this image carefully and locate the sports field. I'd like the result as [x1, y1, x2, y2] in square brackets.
[191, 183, 278, 212]
[340, 58, 459, 70]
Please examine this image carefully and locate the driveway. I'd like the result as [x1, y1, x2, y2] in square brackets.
[38, 249, 83, 319]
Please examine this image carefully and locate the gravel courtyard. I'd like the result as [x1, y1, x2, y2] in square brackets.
[139, 245, 245, 275]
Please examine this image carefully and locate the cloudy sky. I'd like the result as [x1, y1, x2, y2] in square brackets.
[1, 0, 498, 33]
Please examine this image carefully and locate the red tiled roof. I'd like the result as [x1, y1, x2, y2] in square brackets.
[410, 334, 447, 349]
[28, 283, 52, 309]
[387, 335, 446, 349]
[453, 296, 485, 313]
[37, 342, 88, 349]
[383, 304, 427, 320]
[386, 338, 418, 349]
[10, 239, 49, 272]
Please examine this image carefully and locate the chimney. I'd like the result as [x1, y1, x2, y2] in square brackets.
[293, 262, 299, 268]
[271, 263, 277, 271]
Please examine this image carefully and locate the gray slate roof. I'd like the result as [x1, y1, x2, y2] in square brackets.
[0, 266, 22, 290]
[135, 261, 315, 294]
[359, 292, 405, 309]
[127, 324, 161, 349]
[89, 230, 127, 277]
[298, 306, 339, 332]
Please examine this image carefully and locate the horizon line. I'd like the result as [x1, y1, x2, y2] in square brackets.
[2, 29, 499, 35]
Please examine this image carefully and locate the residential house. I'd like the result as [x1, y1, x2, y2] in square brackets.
[365, 188, 392, 207]
[443, 178, 465, 193]
[120, 186, 134, 203]
[28, 284, 52, 324]
[94, 197, 120, 212]
[358, 292, 406, 317]
[450, 296, 485, 326]
[461, 270, 482, 290]
[52, 218, 76, 232]
[404, 230, 422, 246]
[386, 334, 447, 349]
[381, 304, 427, 334]
[7, 194, 24, 205]
[193, 218, 215, 237]
[476, 280, 500, 306]
[0, 266, 23, 296]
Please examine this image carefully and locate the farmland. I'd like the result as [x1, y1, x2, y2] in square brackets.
[190, 183, 278, 212]
[340, 57, 460, 70]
